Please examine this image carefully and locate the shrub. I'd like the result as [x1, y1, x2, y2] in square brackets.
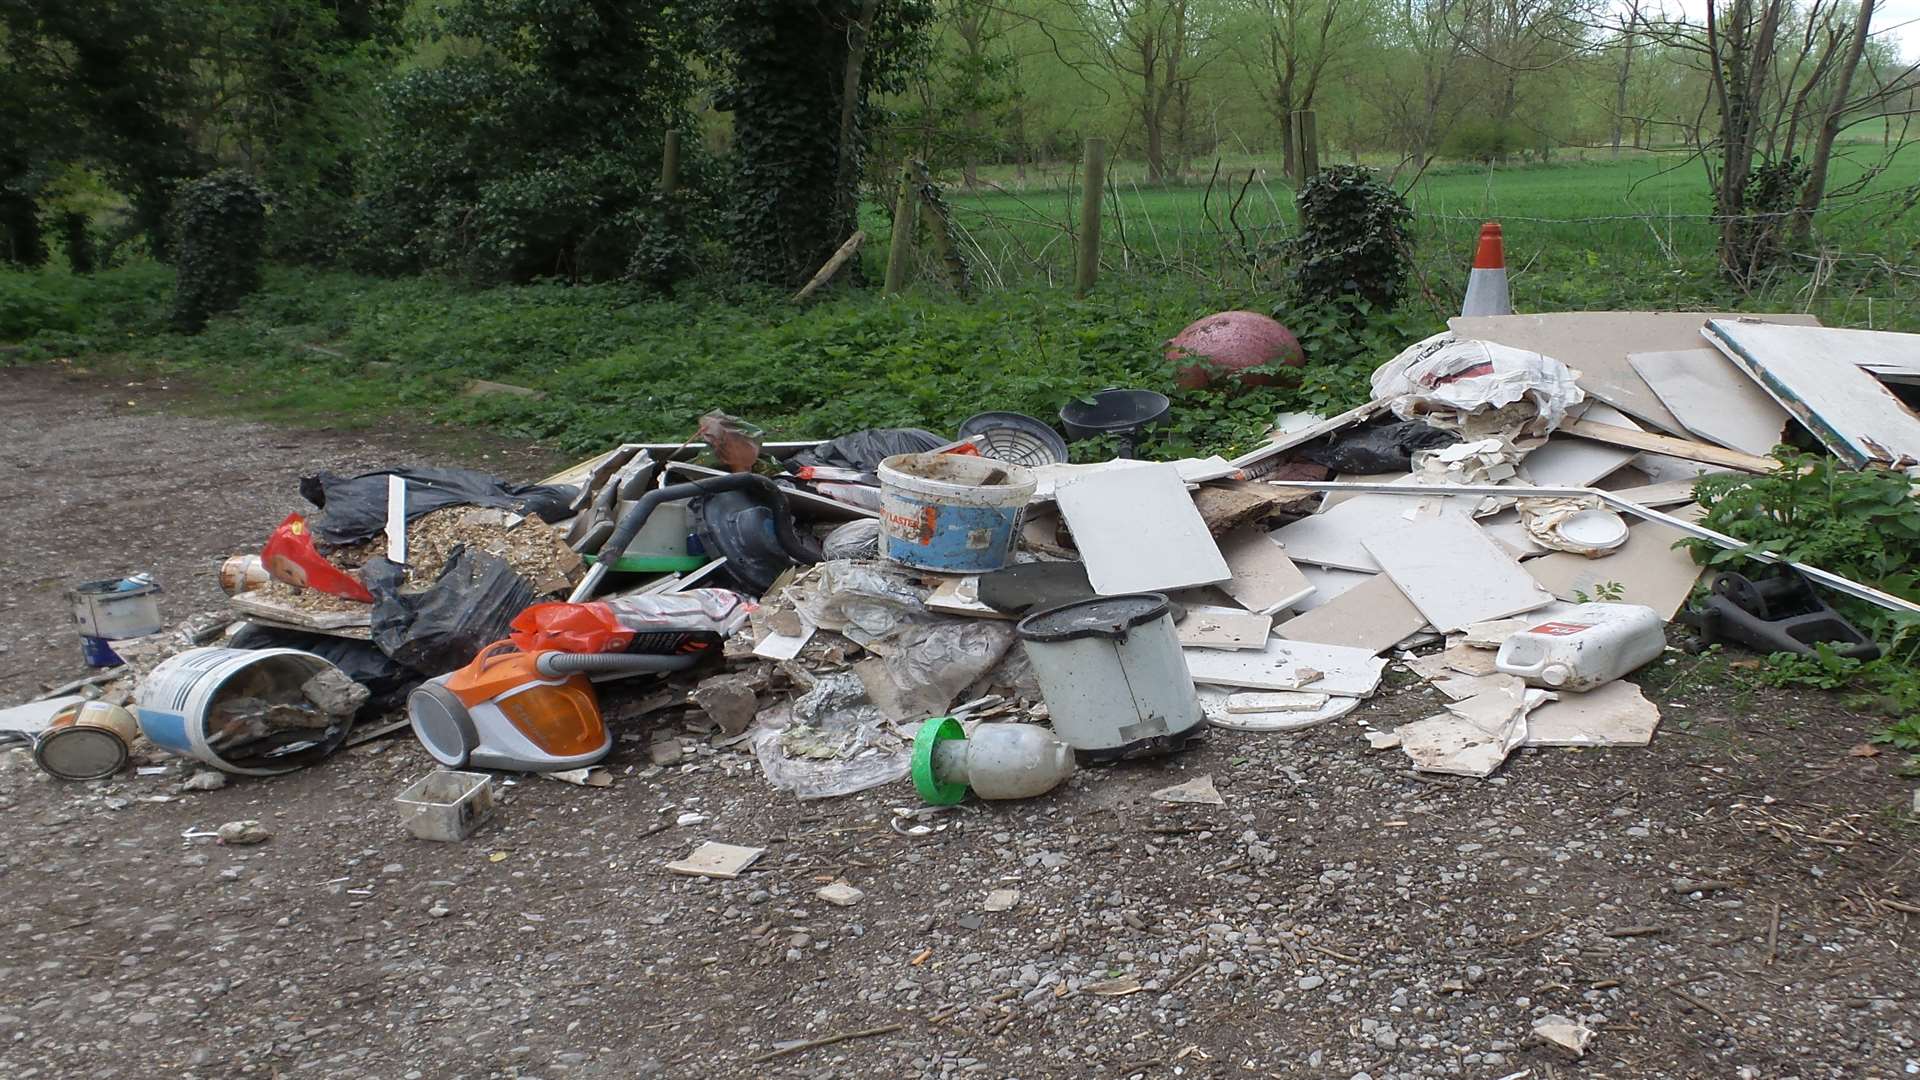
[171, 171, 267, 333]
[1285, 164, 1413, 312]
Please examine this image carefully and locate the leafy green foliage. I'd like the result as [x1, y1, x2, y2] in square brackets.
[1440, 120, 1528, 165]
[1718, 156, 1808, 287]
[171, 172, 268, 333]
[1284, 165, 1413, 312]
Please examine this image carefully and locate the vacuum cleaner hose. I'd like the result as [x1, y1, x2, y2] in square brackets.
[536, 652, 702, 677]
[570, 472, 822, 602]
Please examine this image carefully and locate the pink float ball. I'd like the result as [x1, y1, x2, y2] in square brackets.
[1165, 310, 1305, 390]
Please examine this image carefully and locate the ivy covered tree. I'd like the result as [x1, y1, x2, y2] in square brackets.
[716, 0, 931, 286]
[1284, 164, 1412, 311]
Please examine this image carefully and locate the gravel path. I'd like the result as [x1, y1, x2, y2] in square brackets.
[0, 364, 1916, 1080]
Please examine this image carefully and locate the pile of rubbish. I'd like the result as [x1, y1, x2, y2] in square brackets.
[5, 309, 1918, 833]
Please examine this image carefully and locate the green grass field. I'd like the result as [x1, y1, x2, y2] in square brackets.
[870, 143, 1920, 328]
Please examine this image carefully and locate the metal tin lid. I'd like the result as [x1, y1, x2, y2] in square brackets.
[1016, 593, 1170, 643]
[33, 727, 129, 781]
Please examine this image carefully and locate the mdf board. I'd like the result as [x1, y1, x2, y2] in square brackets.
[1450, 311, 1821, 436]
[1704, 319, 1920, 470]
[1627, 348, 1791, 457]
[1272, 572, 1427, 654]
[1055, 463, 1231, 595]
[1362, 513, 1555, 633]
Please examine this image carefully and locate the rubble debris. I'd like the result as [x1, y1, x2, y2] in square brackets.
[541, 766, 612, 787]
[183, 770, 228, 791]
[395, 770, 496, 841]
[690, 673, 762, 735]
[300, 465, 578, 546]
[1530, 1012, 1595, 1057]
[1524, 680, 1661, 747]
[301, 666, 370, 718]
[1055, 462, 1229, 595]
[1150, 774, 1225, 806]
[667, 841, 765, 880]
[1396, 676, 1550, 777]
[1190, 479, 1314, 535]
[216, 819, 271, 845]
[983, 888, 1021, 912]
[816, 881, 865, 907]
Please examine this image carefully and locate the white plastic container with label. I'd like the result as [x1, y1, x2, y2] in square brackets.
[1494, 602, 1665, 692]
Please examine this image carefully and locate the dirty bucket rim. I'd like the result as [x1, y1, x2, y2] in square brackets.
[877, 452, 1037, 495]
[1016, 592, 1171, 643]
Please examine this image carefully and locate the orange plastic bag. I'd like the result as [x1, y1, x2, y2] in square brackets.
[508, 602, 634, 654]
[260, 513, 375, 603]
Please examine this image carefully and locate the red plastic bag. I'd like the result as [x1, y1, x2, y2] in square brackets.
[260, 513, 375, 603]
[509, 602, 633, 654]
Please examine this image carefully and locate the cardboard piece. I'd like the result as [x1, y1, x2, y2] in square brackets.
[1363, 513, 1555, 632]
[1524, 679, 1661, 746]
[1056, 463, 1231, 595]
[1175, 605, 1273, 650]
[1184, 638, 1387, 695]
[1526, 506, 1706, 621]
[1628, 348, 1792, 457]
[1704, 318, 1920, 470]
[1396, 676, 1550, 777]
[1451, 311, 1821, 436]
[1272, 573, 1427, 654]
[666, 841, 766, 879]
[1216, 525, 1315, 614]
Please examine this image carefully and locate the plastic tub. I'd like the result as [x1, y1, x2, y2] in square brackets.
[134, 647, 347, 775]
[396, 770, 496, 841]
[877, 452, 1036, 573]
[1014, 593, 1205, 761]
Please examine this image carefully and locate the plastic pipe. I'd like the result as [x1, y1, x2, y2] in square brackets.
[535, 652, 700, 676]
[569, 473, 821, 602]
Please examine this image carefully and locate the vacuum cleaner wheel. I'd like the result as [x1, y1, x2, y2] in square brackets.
[408, 682, 478, 768]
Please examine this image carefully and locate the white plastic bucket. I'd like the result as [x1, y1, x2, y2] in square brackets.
[877, 452, 1036, 573]
[1494, 602, 1665, 691]
[68, 577, 163, 639]
[135, 647, 343, 775]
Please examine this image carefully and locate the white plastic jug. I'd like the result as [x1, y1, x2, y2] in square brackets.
[1494, 602, 1665, 692]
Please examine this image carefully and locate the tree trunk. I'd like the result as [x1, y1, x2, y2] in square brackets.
[832, 0, 884, 228]
[1611, 24, 1635, 158]
[1791, 0, 1874, 245]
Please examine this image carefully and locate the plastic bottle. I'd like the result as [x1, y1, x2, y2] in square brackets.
[912, 718, 1075, 803]
[1494, 602, 1665, 692]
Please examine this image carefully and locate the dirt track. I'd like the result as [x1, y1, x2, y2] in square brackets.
[1, 363, 1917, 1080]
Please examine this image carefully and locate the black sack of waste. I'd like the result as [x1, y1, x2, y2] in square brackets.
[227, 623, 421, 713]
[788, 428, 946, 473]
[1297, 419, 1458, 474]
[366, 548, 539, 675]
[300, 466, 580, 546]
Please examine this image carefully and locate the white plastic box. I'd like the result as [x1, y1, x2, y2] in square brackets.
[395, 770, 495, 841]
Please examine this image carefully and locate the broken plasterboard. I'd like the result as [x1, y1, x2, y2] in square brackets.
[1523, 679, 1661, 747]
[1703, 319, 1920, 471]
[1184, 638, 1387, 695]
[1227, 690, 1333, 713]
[1150, 774, 1226, 805]
[927, 575, 1013, 620]
[1525, 505, 1706, 621]
[666, 841, 766, 880]
[1450, 311, 1821, 436]
[1291, 564, 1373, 612]
[1270, 480, 1474, 572]
[1055, 463, 1231, 595]
[1175, 605, 1273, 650]
[0, 695, 84, 734]
[1395, 676, 1550, 777]
[1627, 348, 1792, 458]
[1197, 685, 1359, 732]
[1029, 456, 1239, 501]
[1362, 513, 1555, 633]
[1272, 572, 1427, 654]
[1215, 524, 1314, 615]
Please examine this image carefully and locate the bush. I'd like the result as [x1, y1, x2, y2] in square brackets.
[1441, 120, 1527, 164]
[171, 171, 267, 333]
[1285, 165, 1413, 312]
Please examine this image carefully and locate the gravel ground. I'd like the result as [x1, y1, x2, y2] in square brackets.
[1, 363, 1917, 1080]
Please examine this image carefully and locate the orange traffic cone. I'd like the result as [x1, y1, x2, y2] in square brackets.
[1461, 221, 1512, 317]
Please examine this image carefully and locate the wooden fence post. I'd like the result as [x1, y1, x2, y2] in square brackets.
[1075, 137, 1106, 299]
[883, 163, 917, 295]
[660, 131, 681, 194]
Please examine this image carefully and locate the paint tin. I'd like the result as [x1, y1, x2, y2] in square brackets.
[877, 452, 1035, 573]
[68, 575, 164, 640]
[34, 701, 137, 780]
[219, 555, 271, 595]
[135, 647, 342, 775]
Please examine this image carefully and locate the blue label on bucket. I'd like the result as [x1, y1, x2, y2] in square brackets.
[135, 709, 192, 754]
[883, 500, 1019, 573]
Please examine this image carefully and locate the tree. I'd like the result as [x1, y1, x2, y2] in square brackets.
[1232, 0, 1369, 180]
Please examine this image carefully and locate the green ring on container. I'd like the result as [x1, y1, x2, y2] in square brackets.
[911, 716, 968, 805]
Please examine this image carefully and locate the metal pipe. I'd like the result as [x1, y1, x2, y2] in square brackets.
[1265, 479, 1920, 616]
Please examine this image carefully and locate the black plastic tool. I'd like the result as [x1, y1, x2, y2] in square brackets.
[1683, 567, 1880, 660]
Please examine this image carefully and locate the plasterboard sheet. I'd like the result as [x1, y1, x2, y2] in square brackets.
[1521, 402, 1641, 487]
[1176, 606, 1273, 650]
[1478, 509, 1548, 558]
[1291, 565, 1373, 612]
[1216, 524, 1314, 614]
[1524, 679, 1661, 747]
[1197, 685, 1361, 732]
[1524, 505, 1706, 621]
[1451, 311, 1821, 436]
[1628, 348, 1791, 457]
[1397, 677, 1549, 777]
[1030, 456, 1238, 501]
[1273, 573, 1426, 654]
[1271, 480, 1473, 572]
[1056, 463, 1230, 595]
[1704, 319, 1920, 470]
[1185, 637, 1387, 696]
[1605, 478, 1711, 509]
[1362, 514, 1555, 633]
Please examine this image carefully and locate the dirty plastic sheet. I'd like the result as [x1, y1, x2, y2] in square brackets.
[856, 619, 1016, 722]
[788, 560, 931, 644]
[1298, 420, 1458, 475]
[367, 547, 538, 675]
[1371, 333, 1584, 437]
[750, 672, 909, 799]
[789, 428, 946, 473]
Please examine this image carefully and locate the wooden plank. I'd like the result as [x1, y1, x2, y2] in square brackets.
[229, 593, 370, 630]
[1363, 514, 1555, 633]
[1272, 573, 1426, 654]
[1704, 319, 1920, 470]
[1215, 524, 1314, 615]
[1451, 311, 1821, 436]
[1559, 418, 1779, 474]
[1056, 464, 1230, 595]
[1628, 348, 1792, 457]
